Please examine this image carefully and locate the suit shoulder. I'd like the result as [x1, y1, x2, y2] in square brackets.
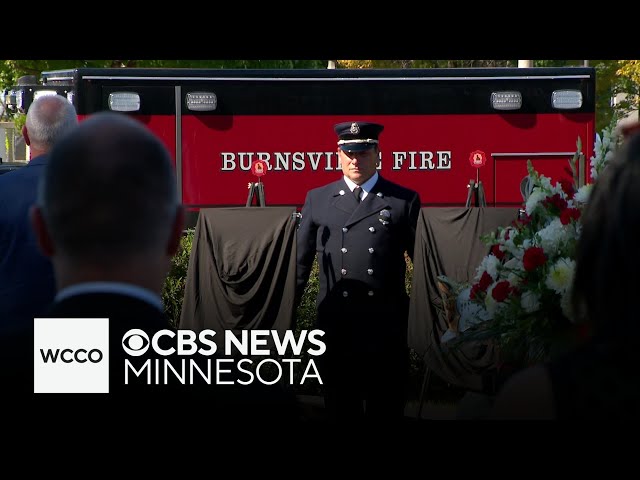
[0, 164, 41, 188]
[379, 177, 420, 202]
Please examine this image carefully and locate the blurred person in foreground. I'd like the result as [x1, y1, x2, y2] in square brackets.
[19, 112, 299, 424]
[0, 111, 184, 401]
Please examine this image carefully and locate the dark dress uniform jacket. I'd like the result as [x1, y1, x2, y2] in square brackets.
[297, 175, 421, 353]
[0, 156, 55, 334]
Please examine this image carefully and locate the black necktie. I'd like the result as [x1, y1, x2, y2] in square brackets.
[353, 186, 362, 203]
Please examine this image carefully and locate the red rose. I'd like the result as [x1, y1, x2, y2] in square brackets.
[560, 207, 581, 225]
[523, 246, 546, 271]
[491, 280, 512, 302]
[478, 271, 493, 291]
[490, 244, 505, 260]
[543, 193, 568, 212]
[559, 178, 575, 199]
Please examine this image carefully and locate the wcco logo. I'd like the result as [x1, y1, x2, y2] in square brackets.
[34, 318, 109, 394]
[40, 348, 104, 364]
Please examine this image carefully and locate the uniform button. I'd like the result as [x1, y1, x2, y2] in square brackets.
[343, 291, 349, 297]
[342, 227, 348, 233]
[339, 190, 345, 195]
[369, 227, 375, 233]
[367, 269, 374, 275]
[341, 268, 347, 275]
[368, 247, 374, 253]
[368, 290, 374, 296]
[341, 248, 348, 253]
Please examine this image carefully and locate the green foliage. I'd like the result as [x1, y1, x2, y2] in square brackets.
[162, 229, 194, 328]
[593, 60, 624, 132]
[294, 259, 320, 334]
[291, 259, 323, 395]
[12, 112, 25, 131]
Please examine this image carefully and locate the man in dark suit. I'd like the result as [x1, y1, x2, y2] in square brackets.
[23, 111, 186, 402]
[0, 95, 78, 334]
[296, 121, 421, 421]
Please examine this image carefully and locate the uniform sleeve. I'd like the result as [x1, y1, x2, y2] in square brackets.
[406, 191, 421, 261]
[295, 191, 318, 306]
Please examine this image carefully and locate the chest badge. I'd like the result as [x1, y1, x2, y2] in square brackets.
[378, 209, 391, 225]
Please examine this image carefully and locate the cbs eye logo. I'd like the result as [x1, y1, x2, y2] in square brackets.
[122, 329, 150, 356]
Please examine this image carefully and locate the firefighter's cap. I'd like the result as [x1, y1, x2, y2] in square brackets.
[334, 121, 384, 152]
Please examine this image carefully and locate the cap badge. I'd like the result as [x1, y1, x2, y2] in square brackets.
[350, 122, 360, 134]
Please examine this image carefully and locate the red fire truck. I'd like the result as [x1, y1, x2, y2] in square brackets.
[11, 66, 595, 222]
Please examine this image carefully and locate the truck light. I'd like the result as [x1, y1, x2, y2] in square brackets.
[33, 90, 58, 101]
[108, 92, 141, 112]
[3, 90, 16, 108]
[491, 91, 522, 110]
[186, 92, 217, 111]
[67, 91, 75, 104]
[15, 90, 23, 111]
[552, 89, 582, 109]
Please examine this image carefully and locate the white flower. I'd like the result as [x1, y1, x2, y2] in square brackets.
[590, 122, 618, 181]
[537, 218, 568, 254]
[573, 184, 593, 204]
[590, 133, 603, 181]
[545, 258, 576, 294]
[503, 257, 524, 286]
[539, 176, 553, 191]
[474, 254, 500, 281]
[525, 189, 546, 215]
[503, 236, 519, 257]
[521, 290, 541, 313]
[503, 257, 522, 270]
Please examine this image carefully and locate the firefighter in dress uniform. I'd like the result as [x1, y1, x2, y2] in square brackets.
[296, 121, 421, 421]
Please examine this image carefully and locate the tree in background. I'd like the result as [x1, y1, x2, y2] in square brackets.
[613, 60, 640, 125]
[0, 60, 327, 91]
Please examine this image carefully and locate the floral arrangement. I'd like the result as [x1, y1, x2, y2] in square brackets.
[452, 122, 620, 365]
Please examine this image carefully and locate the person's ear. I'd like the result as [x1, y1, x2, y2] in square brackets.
[167, 205, 185, 257]
[29, 206, 55, 257]
[22, 125, 30, 146]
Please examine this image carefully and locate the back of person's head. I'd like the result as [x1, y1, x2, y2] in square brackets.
[24, 94, 78, 152]
[572, 131, 640, 338]
[36, 111, 180, 264]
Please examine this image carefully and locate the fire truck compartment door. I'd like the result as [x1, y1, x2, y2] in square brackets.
[492, 151, 584, 206]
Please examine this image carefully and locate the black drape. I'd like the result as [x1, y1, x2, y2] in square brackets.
[180, 207, 298, 351]
[408, 207, 519, 391]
